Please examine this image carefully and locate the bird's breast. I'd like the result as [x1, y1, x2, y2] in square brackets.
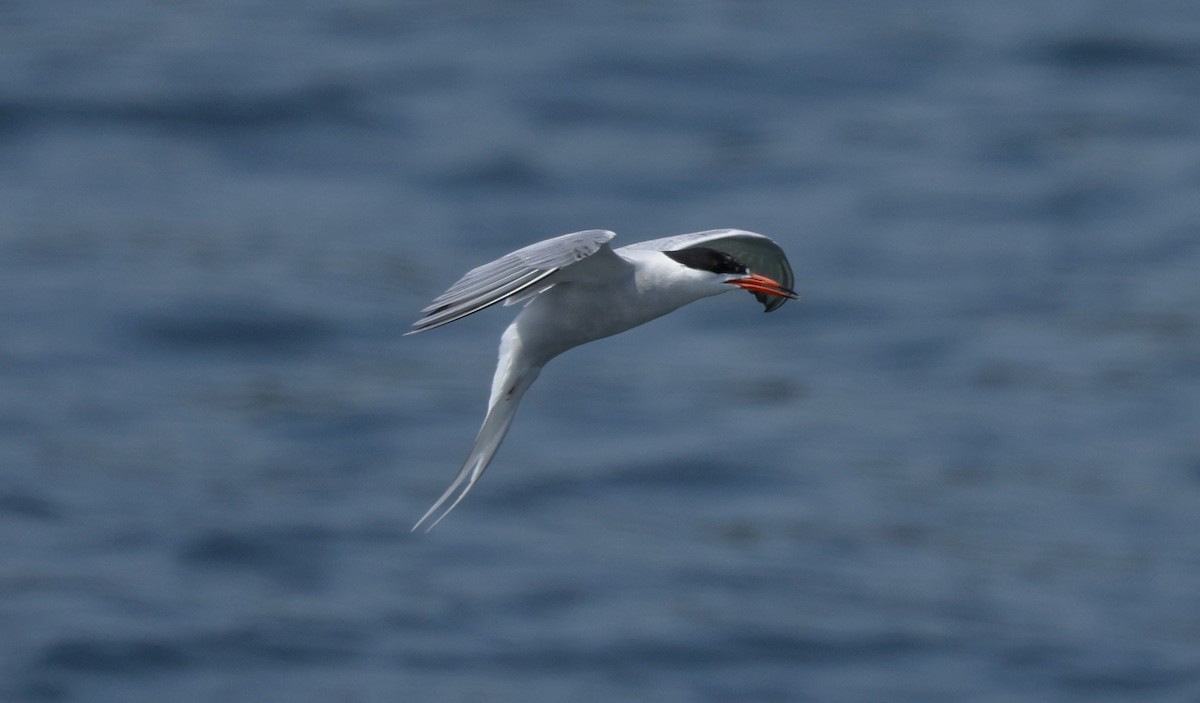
[512, 275, 695, 361]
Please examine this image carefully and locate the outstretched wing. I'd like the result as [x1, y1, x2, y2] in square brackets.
[621, 229, 795, 312]
[406, 229, 623, 334]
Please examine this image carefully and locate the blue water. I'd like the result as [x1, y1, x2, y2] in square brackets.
[3, 1, 1200, 701]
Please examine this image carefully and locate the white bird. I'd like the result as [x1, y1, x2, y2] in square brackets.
[406, 229, 798, 530]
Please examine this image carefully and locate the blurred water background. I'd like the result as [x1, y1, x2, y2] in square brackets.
[3, 1, 1200, 701]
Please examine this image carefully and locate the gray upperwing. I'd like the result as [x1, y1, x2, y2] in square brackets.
[407, 229, 626, 334]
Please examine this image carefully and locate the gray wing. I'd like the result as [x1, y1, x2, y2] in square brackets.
[406, 229, 623, 334]
[621, 229, 796, 312]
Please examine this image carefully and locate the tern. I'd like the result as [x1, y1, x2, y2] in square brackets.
[407, 228, 798, 530]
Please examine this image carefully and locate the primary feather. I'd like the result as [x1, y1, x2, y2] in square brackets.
[406, 230, 620, 334]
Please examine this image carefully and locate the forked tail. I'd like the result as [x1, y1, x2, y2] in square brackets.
[412, 325, 542, 531]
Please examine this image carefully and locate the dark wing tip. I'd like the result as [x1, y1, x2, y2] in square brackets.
[760, 294, 788, 313]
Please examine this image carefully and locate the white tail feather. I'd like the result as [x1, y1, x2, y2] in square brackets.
[410, 389, 526, 531]
[412, 325, 541, 531]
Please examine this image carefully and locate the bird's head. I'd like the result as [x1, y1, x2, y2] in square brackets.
[663, 246, 798, 310]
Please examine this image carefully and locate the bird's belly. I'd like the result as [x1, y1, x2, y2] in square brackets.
[514, 281, 687, 360]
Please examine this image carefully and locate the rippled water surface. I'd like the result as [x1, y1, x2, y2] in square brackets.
[3, 2, 1200, 701]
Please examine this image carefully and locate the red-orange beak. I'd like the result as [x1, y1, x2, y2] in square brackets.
[727, 273, 799, 301]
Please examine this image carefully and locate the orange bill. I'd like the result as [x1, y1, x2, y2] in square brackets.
[728, 273, 798, 301]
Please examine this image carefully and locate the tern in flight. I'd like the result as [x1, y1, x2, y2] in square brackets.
[407, 229, 798, 530]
